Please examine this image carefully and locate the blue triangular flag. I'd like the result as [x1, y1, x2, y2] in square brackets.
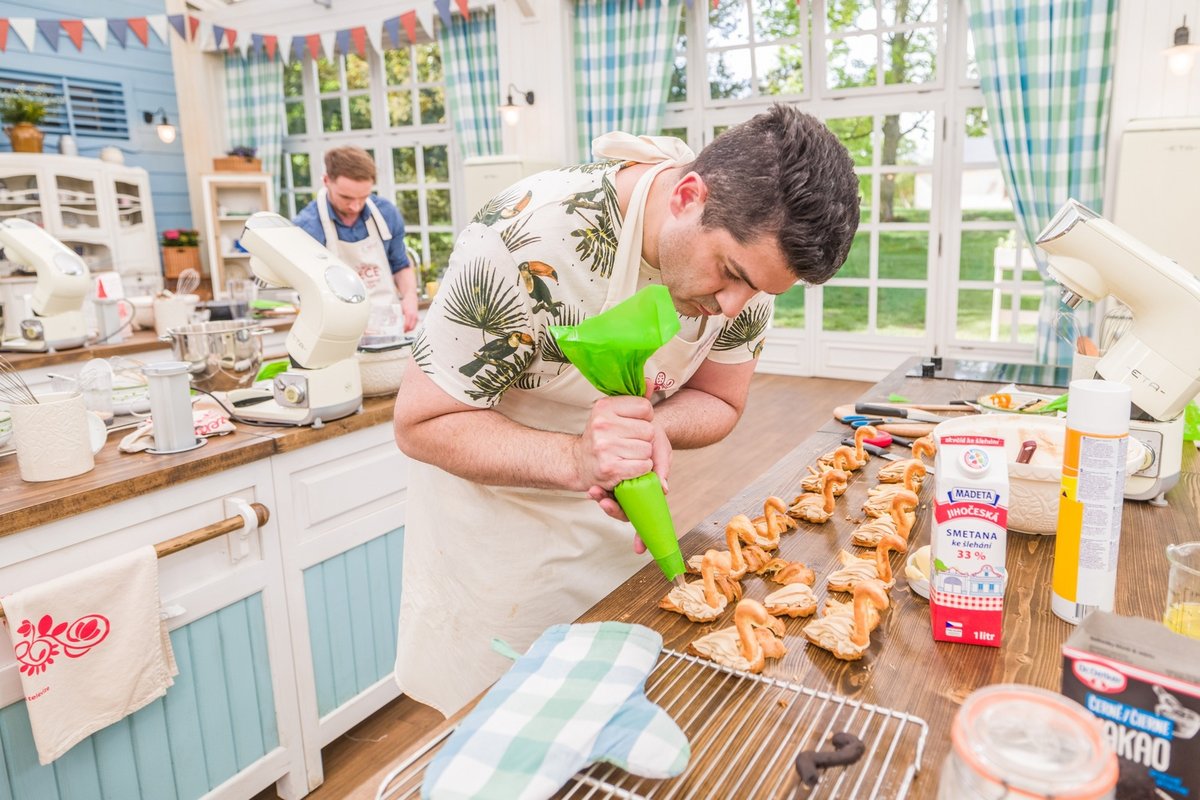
[212, 24, 225, 48]
[36, 18, 59, 50]
[335, 28, 350, 55]
[250, 32, 263, 55]
[168, 13, 186, 40]
[434, 0, 452, 28]
[383, 16, 401, 48]
[108, 17, 129, 47]
[291, 36, 305, 61]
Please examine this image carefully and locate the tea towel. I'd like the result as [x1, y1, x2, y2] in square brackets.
[421, 622, 689, 800]
[1, 546, 178, 764]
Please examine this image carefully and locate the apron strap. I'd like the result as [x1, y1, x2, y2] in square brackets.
[365, 197, 393, 242]
[315, 187, 339, 256]
[592, 132, 695, 164]
[606, 159, 679, 305]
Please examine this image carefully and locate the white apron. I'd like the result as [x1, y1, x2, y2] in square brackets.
[316, 187, 398, 306]
[395, 135, 721, 716]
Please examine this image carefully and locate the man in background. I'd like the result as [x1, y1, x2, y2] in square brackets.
[293, 146, 419, 331]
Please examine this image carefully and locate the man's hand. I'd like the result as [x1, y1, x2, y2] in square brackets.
[400, 292, 419, 332]
[577, 397, 672, 536]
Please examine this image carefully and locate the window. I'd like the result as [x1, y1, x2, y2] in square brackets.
[280, 42, 456, 280]
[0, 69, 129, 139]
[824, 0, 941, 92]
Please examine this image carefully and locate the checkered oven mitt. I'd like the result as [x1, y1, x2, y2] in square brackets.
[421, 622, 689, 800]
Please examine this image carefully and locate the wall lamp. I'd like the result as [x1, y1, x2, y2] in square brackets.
[1165, 16, 1200, 76]
[499, 84, 534, 127]
[142, 108, 177, 144]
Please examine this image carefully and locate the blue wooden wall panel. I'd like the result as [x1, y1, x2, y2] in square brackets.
[304, 527, 405, 716]
[0, 0, 191, 231]
[0, 594, 278, 799]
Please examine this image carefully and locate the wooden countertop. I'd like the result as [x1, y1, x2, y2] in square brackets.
[379, 360, 1200, 797]
[0, 393, 395, 537]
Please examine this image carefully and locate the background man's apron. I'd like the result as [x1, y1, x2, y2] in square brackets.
[317, 187, 398, 306]
[395, 136, 720, 715]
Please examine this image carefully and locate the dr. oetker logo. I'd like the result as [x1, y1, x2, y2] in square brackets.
[961, 448, 990, 471]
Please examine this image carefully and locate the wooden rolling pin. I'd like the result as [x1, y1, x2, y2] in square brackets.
[832, 404, 937, 438]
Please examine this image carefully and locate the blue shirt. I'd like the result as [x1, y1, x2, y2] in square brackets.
[293, 194, 410, 274]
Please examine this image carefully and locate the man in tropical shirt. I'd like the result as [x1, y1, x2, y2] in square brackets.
[391, 105, 860, 715]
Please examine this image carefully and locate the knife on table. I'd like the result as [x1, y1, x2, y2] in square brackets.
[854, 403, 953, 424]
[841, 438, 936, 474]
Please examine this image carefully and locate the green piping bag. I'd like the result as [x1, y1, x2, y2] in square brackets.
[549, 285, 686, 583]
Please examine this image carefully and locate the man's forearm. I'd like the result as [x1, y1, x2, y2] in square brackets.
[652, 386, 743, 450]
[395, 266, 418, 299]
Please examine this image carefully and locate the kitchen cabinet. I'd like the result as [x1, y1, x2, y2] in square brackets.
[200, 173, 273, 296]
[0, 412, 409, 799]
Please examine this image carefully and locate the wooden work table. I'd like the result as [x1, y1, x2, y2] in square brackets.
[377, 360, 1200, 798]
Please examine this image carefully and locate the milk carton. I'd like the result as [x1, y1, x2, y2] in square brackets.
[929, 433, 1008, 647]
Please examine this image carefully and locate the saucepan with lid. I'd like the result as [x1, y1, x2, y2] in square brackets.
[159, 319, 270, 392]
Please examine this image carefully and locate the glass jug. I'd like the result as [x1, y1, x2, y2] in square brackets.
[1165, 542, 1200, 639]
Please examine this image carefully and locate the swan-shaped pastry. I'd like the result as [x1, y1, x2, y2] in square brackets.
[741, 544, 774, 574]
[734, 507, 783, 552]
[850, 489, 919, 547]
[804, 580, 891, 661]
[686, 599, 787, 674]
[763, 583, 818, 618]
[862, 462, 926, 517]
[686, 514, 751, 579]
[822, 593, 882, 634]
[801, 447, 856, 496]
[788, 469, 846, 524]
[818, 426, 878, 470]
[877, 436, 937, 484]
[660, 550, 734, 623]
[826, 533, 907, 592]
[752, 496, 799, 540]
[757, 557, 816, 586]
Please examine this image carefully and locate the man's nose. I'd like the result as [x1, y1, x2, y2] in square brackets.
[717, 284, 757, 318]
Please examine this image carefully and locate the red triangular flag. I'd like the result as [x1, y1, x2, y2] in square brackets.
[306, 33, 321, 60]
[350, 26, 366, 57]
[226, 28, 237, 51]
[264, 34, 277, 61]
[96, 279, 108, 299]
[401, 11, 417, 45]
[454, 0, 470, 20]
[188, 15, 200, 41]
[61, 20, 85, 50]
[0, 20, 8, 52]
[128, 17, 149, 46]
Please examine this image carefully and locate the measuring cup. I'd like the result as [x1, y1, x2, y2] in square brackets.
[1165, 542, 1200, 639]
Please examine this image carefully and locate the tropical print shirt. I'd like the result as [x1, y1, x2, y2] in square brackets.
[412, 161, 774, 408]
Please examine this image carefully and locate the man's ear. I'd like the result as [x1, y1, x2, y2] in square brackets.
[668, 171, 708, 218]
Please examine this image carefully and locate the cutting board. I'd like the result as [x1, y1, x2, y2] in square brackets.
[832, 404, 936, 438]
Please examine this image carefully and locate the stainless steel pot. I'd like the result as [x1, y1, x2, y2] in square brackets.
[159, 320, 269, 392]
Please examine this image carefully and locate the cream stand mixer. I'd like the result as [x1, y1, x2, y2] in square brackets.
[0, 218, 90, 352]
[223, 212, 370, 426]
[1037, 199, 1200, 504]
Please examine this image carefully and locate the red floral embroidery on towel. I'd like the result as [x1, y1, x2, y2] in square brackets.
[12, 614, 110, 676]
[650, 371, 675, 393]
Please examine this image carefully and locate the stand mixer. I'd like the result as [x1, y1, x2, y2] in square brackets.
[1036, 199, 1200, 504]
[0, 219, 90, 352]
[224, 212, 370, 426]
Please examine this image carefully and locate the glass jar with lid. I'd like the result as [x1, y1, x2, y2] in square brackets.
[939, 684, 1118, 800]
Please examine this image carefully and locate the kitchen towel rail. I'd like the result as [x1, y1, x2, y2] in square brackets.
[0, 501, 270, 623]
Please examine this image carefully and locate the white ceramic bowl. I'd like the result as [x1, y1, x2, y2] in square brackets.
[112, 379, 151, 415]
[356, 345, 411, 397]
[932, 415, 1148, 535]
[128, 295, 155, 330]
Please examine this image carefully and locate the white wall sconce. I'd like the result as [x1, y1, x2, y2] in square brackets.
[142, 108, 177, 144]
[1165, 16, 1200, 76]
[499, 84, 534, 127]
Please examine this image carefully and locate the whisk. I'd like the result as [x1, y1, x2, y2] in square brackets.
[175, 268, 201, 298]
[1098, 302, 1134, 354]
[0, 354, 38, 405]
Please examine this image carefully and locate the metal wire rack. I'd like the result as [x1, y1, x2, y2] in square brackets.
[376, 648, 928, 800]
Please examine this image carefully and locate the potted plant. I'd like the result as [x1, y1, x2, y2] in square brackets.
[213, 145, 262, 172]
[160, 228, 202, 279]
[0, 87, 56, 154]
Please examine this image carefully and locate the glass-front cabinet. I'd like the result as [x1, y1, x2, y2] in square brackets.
[54, 173, 102, 232]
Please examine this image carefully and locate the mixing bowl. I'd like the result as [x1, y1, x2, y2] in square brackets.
[356, 339, 412, 396]
[932, 414, 1148, 535]
[159, 320, 266, 392]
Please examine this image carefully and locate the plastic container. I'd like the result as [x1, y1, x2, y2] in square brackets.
[142, 361, 201, 454]
[939, 684, 1118, 799]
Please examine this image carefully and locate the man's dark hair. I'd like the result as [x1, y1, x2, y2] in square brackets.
[688, 104, 860, 284]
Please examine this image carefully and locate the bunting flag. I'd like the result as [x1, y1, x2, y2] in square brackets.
[434, 0, 452, 29]
[10, 17, 35, 51]
[454, 0, 470, 21]
[383, 16, 401, 49]
[264, 34, 278, 61]
[188, 15, 200, 41]
[225, 28, 238, 52]
[290, 35, 305, 62]
[212, 24, 226, 49]
[36, 18, 59, 51]
[414, 6, 434, 42]
[168, 13, 185, 40]
[0, 20, 8, 53]
[350, 26, 366, 57]
[128, 17, 149, 46]
[335, 28, 350, 56]
[60, 19, 84, 50]
[305, 33, 321, 60]
[319, 30, 335, 59]
[83, 17, 106, 49]
[401, 11, 418, 45]
[147, 14, 168, 45]
[251, 32, 263, 55]
[364, 23, 381, 57]
[238, 33, 252, 59]
[107, 18, 128, 48]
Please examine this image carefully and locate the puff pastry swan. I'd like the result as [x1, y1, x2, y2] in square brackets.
[687, 599, 787, 674]
[804, 580, 891, 661]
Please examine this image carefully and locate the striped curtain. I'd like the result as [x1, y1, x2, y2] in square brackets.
[439, 9, 503, 159]
[967, 0, 1118, 365]
[573, 0, 683, 160]
[224, 52, 284, 197]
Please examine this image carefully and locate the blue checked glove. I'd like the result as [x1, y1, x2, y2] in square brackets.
[422, 622, 689, 800]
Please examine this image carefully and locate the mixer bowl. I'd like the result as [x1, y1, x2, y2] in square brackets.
[159, 320, 267, 392]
